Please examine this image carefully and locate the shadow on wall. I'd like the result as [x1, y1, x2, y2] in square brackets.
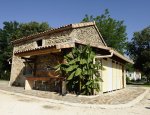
[12, 67, 25, 87]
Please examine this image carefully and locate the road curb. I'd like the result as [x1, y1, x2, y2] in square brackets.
[0, 89, 149, 109]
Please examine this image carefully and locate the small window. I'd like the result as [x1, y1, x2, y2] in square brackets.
[36, 40, 42, 47]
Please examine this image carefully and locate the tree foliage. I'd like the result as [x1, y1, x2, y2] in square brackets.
[0, 21, 50, 80]
[125, 63, 135, 72]
[82, 9, 127, 54]
[56, 45, 102, 95]
[127, 26, 150, 82]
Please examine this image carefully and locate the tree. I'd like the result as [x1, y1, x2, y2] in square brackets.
[17, 22, 50, 40]
[82, 9, 127, 54]
[0, 21, 50, 80]
[127, 26, 150, 82]
[56, 45, 102, 95]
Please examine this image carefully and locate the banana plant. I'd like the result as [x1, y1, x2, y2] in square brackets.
[56, 45, 103, 95]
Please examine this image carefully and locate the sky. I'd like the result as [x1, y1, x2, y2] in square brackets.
[0, 0, 150, 40]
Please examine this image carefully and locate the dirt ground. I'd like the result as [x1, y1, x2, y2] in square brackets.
[0, 88, 150, 115]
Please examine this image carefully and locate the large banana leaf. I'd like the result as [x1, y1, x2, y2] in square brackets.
[66, 65, 79, 73]
[67, 71, 75, 80]
[75, 68, 82, 76]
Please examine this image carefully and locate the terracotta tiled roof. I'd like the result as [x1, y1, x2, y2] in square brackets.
[14, 45, 56, 54]
[14, 40, 133, 64]
[12, 22, 100, 44]
[75, 40, 133, 63]
[75, 40, 109, 50]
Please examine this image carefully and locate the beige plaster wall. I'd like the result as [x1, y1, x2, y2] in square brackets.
[101, 58, 125, 93]
[102, 59, 108, 92]
[112, 62, 117, 90]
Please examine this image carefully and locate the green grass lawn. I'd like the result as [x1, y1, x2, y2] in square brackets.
[127, 81, 150, 87]
[140, 84, 150, 87]
[142, 83, 150, 87]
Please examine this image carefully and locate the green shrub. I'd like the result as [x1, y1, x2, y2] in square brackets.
[126, 76, 131, 84]
[0, 71, 10, 81]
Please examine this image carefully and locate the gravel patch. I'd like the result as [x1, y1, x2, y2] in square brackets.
[0, 81, 146, 105]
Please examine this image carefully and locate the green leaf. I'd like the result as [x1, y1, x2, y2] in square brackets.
[80, 59, 87, 64]
[68, 59, 77, 65]
[67, 71, 75, 80]
[54, 64, 60, 72]
[86, 81, 92, 86]
[65, 52, 74, 60]
[66, 65, 78, 73]
[75, 68, 82, 76]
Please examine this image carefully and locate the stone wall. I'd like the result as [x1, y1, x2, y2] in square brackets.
[35, 53, 63, 77]
[14, 39, 36, 52]
[45, 30, 73, 46]
[9, 52, 64, 87]
[9, 47, 25, 86]
[71, 26, 105, 46]
[14, 30, 72, 53]
[14, 37, 43, 53]
[35, 53, 64, 92]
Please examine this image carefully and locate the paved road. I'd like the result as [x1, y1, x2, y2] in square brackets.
[0, 89, 150, 115]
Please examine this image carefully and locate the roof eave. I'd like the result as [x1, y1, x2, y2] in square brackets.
[112, 50, 134, 64]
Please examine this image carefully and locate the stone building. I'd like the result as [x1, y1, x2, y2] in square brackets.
[9, 22, 133, 94]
